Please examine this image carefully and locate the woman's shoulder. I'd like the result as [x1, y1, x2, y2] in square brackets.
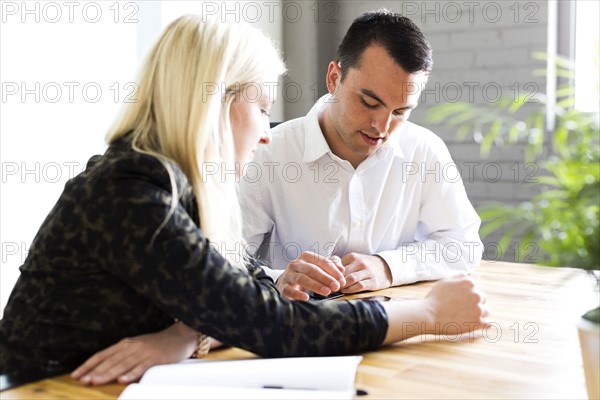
[87, 136, 190, 193]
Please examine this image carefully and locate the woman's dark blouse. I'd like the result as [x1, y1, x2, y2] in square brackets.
[0, 136, 388, 377]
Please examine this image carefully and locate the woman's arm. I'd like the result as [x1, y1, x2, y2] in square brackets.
[70, 275, 486, 386]
[71, 322, 221, 385]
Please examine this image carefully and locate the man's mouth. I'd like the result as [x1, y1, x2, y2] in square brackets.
[360, 131, 383, 146]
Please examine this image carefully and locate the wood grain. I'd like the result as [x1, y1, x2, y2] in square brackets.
[2, 261, 596, 399]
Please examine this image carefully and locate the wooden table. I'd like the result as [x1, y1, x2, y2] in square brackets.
[2, 261, 597, 399]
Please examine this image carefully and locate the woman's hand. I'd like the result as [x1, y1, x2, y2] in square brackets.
[422, 275, 489, 332]
[71, 322, 209, 385]
[382, 275, 489, 344]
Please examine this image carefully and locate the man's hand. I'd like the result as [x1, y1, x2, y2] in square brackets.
[277, 251, 346, 301]
[340, 253, 392, 293]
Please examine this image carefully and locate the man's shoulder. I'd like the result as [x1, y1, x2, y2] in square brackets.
[398, 121, 448, 150]
[270, 116, 306, 139]
[393, 121, 456, 166]
[255, 116, 307, 160]
[401, 121, 442, 140]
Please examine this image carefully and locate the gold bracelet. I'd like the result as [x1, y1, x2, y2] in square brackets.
[174, 319, 210, 359]
[191, 333, 211, 359]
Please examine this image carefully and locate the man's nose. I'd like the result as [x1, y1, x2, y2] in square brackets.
[371, 111, 393, 134]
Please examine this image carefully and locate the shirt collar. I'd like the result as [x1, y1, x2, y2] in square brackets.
[302, 97, 332, 163]
[386, 124, 406, 159]
[302, 96, 406, 163]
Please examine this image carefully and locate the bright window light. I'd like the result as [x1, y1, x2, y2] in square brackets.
[575, 0, 600, 112]
[0, 2, 137, 316]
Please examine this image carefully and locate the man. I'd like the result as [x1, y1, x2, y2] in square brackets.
[240, 10, 483, 301]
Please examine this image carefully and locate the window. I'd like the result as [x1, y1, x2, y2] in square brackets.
[0, 1, 285, 316]
[0, 1, 140, 316]
[574, 0, 599, 112]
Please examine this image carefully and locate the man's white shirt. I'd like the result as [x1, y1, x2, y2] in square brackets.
[240, 97, 483, 285]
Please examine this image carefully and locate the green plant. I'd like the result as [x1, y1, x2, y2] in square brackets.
[426, 55, 599, 322]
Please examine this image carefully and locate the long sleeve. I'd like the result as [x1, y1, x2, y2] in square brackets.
[238, 108, 482, 286]
[239, 174, 286, 281]
[85, 152, 388, 358]
[376, 134, 483, 286]
[0, 142, 388, 377]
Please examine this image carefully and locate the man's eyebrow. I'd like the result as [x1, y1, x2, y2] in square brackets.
[360, 88, 415, 110]
[360, 89, 387, 107]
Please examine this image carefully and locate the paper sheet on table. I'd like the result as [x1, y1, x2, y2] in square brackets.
[117, 356, 362, 400]
[143, 356, 361, 390]
[118, 384, 353, 399]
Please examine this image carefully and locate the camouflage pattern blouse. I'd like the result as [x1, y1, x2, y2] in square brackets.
[0, 135, 388, 378]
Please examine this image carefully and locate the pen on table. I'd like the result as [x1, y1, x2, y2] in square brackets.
[262, 386, 369, 396]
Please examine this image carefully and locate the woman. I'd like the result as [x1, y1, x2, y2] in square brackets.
[0, 15, 488, 385]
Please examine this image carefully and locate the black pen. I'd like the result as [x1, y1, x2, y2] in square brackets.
[262, 385, 368, 396]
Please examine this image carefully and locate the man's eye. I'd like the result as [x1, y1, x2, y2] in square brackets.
[261, 109, 271, 117]
[394, 109, 411, 118]
[360, 98, 378, 109]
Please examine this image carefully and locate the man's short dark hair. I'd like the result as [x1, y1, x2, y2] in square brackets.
[337, 10, 433, 79]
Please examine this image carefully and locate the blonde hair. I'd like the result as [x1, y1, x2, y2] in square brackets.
[107, 15, 285, 268]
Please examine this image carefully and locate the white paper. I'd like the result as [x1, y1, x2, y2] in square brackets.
[117, 356, 363, 400]
[139, 356, 362, 391]
[119, 384, 354, 399]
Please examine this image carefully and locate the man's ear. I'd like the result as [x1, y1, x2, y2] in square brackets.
[325, 61, 342, 95]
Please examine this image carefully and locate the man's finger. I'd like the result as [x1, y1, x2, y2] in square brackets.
[292, 259, 343, 291]
[328, 255, 345, 273]
[289, 269, 337, 296]
[299, 252, 345, 285]
[282, 285, 310, 301]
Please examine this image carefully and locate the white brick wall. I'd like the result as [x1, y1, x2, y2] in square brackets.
[450, 29, 504, 49]
[475, 48, 533, 67]
[409, 0, 549, 261]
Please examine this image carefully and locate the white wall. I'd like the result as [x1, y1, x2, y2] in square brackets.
[0, 0, 285, 317]
[160, 1, 285, 121]
[1, 1, 138, 317]
[409, 0, 550, 262]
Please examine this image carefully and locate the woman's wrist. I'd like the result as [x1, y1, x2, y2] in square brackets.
[172, 320, 210, 358]
[190, 333, 210, 358]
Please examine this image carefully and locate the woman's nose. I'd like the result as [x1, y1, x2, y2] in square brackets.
[259, 129, 272, 145]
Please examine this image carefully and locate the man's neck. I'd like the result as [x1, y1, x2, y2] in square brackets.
[317, 105, 366, 169]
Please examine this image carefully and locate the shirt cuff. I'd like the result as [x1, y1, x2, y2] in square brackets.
[260, 265, 285, 282]
[375, 249, 419, 287]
